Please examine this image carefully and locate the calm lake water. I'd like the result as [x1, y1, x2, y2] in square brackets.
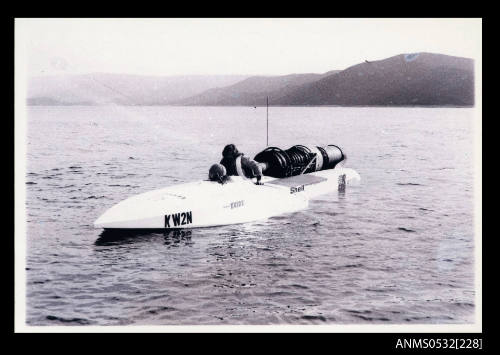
[23, 105, 476, 326]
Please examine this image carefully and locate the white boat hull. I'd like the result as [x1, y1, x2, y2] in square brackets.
[94, 167, 360, 229]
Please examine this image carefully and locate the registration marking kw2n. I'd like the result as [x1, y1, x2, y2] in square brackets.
[165, 211, 193, 227]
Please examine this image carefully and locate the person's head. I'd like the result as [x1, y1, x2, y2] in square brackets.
[208, 163, 228, 184]
[222, 144, 240, 159]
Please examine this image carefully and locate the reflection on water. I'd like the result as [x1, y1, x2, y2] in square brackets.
[95, 229, 195, 248]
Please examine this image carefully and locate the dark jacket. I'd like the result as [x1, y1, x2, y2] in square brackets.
[220, 153, 262, 179]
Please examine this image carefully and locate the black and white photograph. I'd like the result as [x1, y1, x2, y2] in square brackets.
[14, 18, 482, 334]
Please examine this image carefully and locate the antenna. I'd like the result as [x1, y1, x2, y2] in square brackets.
[266, 96, 269, 146]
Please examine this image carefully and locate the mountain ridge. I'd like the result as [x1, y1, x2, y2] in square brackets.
[26, 52, 474, 107]
[178, 53, 474, 107]
[27, 73, 251, 106]
[271, 53, 474, 106]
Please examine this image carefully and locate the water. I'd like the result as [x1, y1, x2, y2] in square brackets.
[24, 106, 476, 325]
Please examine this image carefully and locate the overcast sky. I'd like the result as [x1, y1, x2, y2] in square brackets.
[17, 18, 482, 77]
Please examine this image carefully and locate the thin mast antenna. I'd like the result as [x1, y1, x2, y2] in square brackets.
[266, 96, 269, 146]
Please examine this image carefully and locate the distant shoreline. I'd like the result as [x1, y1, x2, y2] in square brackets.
[26, 53, 474, 109]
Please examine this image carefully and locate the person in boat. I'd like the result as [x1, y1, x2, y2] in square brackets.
[208, 163, 230, 184]
[219, 144, 263, 185]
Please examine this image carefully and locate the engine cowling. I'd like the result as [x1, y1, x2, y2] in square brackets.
[254, 144, 345, 178]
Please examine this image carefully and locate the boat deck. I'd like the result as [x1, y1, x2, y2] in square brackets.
[268, 174, 327, 187]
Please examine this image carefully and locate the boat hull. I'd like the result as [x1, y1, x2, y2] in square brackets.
[94, 167, 360, 229]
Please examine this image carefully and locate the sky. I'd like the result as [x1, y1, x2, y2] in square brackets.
[16, 18, 482, 77]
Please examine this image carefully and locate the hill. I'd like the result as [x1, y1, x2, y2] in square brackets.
[175, 71, 340, 106]
[26, 53, 474, 107]
[26, 73, 250, 106]
[178, 53, 474, 106]
[272, 53, 474, 106]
